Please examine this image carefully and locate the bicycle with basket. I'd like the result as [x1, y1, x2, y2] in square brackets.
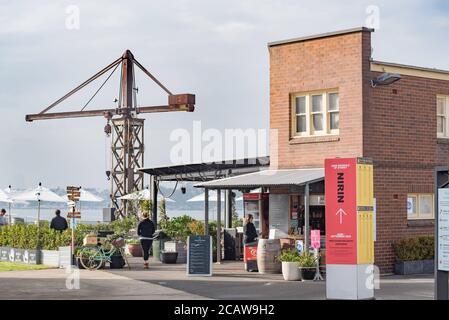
[78, 232, 130, 271]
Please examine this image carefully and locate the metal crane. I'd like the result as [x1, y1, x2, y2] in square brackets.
[26, 50, 195, 217]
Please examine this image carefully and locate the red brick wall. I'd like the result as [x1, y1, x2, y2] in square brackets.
[364, 72, 449, 272]
[269, 28, 449, 273]
[269, 31, 371, 169]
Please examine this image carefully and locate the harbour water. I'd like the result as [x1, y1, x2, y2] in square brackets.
[5, 207, 243, 224]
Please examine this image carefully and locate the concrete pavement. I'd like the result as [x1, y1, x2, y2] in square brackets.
[0, 258, 435, 300]
[107, 259, 434, 300]
[0, 267, 206, 300]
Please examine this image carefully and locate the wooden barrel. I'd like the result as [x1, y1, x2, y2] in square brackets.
[257, 239, 282, 274]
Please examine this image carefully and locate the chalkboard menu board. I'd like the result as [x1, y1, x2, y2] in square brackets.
[187, 235, 212, 276]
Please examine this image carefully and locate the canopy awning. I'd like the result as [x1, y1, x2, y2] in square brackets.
[139, 156, 269, 182]
[195, 168, 324, 189]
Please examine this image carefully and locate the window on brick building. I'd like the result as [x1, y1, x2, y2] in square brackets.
[407, 193, 434, 220]
[437, 96, 449, 138]
[292, 90, 339, 137]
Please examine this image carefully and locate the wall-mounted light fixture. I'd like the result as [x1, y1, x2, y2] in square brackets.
[371, 72, 401, 87]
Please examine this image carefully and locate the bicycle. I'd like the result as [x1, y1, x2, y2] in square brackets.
[78, 235, 130, 271]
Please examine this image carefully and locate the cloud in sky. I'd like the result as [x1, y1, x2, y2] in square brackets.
[0, 0, 448, 189]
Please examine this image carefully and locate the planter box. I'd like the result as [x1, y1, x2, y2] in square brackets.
[58, 246, 72, 268]
[0, 247, 39, 264]
[161, 251, 178, 264]
[14, 249, 24, 262]
[300, 267, 316, 280]
[0, 247, 9, 261]
[281, 262, 301, 281]
[164, 241, 187, 264]
[23, 249, 39, 265]
[41, 250, 59, 267]
[394, 259, 434, 275]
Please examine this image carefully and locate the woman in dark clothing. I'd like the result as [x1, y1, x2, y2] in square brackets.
[137, 212, 155, 269]
[243, 214, 258, 245]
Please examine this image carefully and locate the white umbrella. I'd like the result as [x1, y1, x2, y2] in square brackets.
[187, 191, 224, 202]
[13, 186, 66, 203]
[0, 189, 13, 203]
[118, 189, 175, 202]
[63, 188, 103, 202]
[12, 184, 66, 224]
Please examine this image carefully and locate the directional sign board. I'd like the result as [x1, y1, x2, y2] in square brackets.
[67, 212, 81, 219]
[67, 186, 81, 201]
[187, 235, 212, 276]
[325, 158, 358, 264]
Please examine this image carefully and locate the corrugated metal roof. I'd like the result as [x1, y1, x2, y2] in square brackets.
[138, 156, 269, 181]
[195, 168, 324, 189]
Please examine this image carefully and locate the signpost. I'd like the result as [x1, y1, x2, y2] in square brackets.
[435, 167, 449, 300]
[325, 157, 374, 299]
[187, 235, 212, 276]
[67, 186, 81, 265]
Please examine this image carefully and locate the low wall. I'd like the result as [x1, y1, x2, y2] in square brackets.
[0, 246, 72, 267]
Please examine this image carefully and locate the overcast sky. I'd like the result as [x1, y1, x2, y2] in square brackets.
[1, 0, 448, 189]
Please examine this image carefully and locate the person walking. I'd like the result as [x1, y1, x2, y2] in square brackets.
[137, 211, 155, 269]
[49, 209, 68, 231]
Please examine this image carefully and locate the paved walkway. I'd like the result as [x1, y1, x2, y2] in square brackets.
[0, 257, 435, 300]
[106, 258, 434, 300]
[0, 266, 206, 300]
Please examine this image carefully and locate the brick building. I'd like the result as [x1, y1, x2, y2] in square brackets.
[268, 27, 449, 272]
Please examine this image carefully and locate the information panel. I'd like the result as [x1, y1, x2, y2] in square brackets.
[269, 194, 289, 235]
[438, 188, 449, 271]
[187, 235, 212, 276]
[325, 158, 358, 264]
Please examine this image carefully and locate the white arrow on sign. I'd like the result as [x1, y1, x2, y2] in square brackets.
[336, 208, 347, 224]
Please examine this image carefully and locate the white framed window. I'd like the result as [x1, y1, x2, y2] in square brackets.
[295, 96, 307, 135]
[292, 90, 339, 137]
[407, 193, 434, 220]
[437, 96, 449, 138]
[328, 92, 340, 134]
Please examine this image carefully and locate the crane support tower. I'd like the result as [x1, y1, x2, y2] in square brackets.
[26, 50, 195, 217]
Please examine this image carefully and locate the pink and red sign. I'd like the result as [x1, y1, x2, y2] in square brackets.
[325, 158, 357, 264]
[311, 230, 321, 249]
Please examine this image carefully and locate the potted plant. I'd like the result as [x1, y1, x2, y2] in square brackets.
[278, 249, 302, 281]
[163, 215, 194, 263]
[298, 251, 317, 280]
[126, 239, 142, 257]
[393, 236, 434, 275]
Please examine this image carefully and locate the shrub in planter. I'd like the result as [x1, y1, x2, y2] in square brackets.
[393, 236, 434, 275]
[298, 251, 317, 280]
[278, 249, 301, 281]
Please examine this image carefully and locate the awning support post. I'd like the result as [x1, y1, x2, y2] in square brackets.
[204, 188, 209, 235]
[304, 183, 310, 252]
[151, 176, 158, 226]
[225, 189, 232, 228]
[216, 189, 222, 263]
